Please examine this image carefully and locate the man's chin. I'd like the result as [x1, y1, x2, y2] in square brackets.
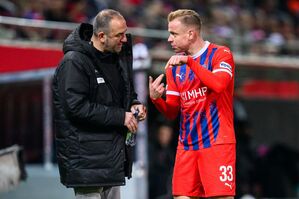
[173, 49, 183, 54]
[115, 47, 122, 53]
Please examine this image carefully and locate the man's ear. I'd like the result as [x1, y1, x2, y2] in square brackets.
[188, 30, 195, 40]
[97, 32, 106, 42]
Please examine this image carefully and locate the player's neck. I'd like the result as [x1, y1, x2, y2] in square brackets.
[187, 38, 206, 57]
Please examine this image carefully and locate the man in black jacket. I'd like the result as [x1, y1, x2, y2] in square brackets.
[52, 9, 147, 199]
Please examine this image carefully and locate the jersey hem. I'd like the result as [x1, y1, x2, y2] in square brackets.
[176, 142, 236, 150]
[173, 192, 235, 198]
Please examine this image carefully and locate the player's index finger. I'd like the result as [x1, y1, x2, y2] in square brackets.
[154, 74, 164, 84]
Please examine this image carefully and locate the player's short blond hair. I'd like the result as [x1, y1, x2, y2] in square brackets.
[167, 9, 202, 32]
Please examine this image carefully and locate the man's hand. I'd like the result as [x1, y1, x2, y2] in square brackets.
[124, 112, 138, 133]
[149, 74, 165, 100]
[165, 55, 188, 69]
[130, 104, 147, 121]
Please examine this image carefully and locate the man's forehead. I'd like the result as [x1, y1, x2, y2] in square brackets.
[168, 19, 187, 32]
[109, 18, 127, 34]
[110, 17, 126, 26]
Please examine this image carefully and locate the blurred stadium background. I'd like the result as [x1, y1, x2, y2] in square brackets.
[0, 0, 299, 199]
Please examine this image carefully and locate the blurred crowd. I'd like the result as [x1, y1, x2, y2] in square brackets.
[1, 1, 299, 198]
[0, 0, 299, 55]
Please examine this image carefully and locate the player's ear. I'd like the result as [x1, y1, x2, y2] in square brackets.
[188, 29, 195, 41]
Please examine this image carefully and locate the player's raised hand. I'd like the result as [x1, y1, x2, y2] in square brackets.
[149, 74, 165, 100]
[165, 55, 189, 69]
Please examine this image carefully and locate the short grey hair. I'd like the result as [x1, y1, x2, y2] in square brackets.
[93, 9, 124, 35]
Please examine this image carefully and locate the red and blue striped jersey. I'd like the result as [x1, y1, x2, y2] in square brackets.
[166, 41, 236, 150]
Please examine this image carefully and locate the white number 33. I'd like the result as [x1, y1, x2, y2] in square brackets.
[219, 165, 233, 182]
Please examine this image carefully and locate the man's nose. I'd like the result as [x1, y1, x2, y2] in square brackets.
[121, 34, 127, 42]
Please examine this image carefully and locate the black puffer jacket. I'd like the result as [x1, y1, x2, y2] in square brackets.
[52, 23, 139, 188]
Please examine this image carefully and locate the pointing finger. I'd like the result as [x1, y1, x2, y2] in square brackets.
[153, 74, 164, 86]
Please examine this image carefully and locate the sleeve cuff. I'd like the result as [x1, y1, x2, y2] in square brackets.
[150, 97, 163, 104]
[131, 99, 141, 106]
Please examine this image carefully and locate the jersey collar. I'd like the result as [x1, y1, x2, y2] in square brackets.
[192, 41, 210, 59]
